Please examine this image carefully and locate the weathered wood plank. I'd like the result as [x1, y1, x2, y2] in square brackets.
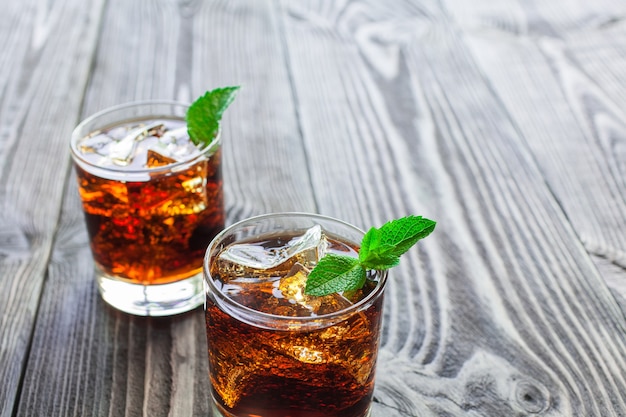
[187, 0, 317, 218]
[280, 1, 626, 415]
[17, 172, 212, 416]
[7, 0, 626, 416]
[594, 255, 626, 315]
[0, 1, 104, 416]
[447, 0, 626, 301]
[16, 0, 315, 415]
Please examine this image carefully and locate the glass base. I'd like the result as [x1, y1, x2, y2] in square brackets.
[209, 395, 372, 417]
[96, 268, 204, 316]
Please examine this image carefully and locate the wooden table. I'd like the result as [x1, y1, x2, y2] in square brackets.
[2, 0, 626, 416]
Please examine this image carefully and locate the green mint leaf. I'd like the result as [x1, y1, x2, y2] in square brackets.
[304, 254, 366, 296]
[359, 244, 400, 269]
[359, 227, 380, 260]
[304, 215, 436, 296]
[360, 216, 436, 269]
[186, 86, 240, 147]
[379, 216, 436, 255]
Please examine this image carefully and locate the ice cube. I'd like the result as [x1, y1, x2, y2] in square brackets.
[289, 345, 327, 364]
[295, 229, 329, 270]
[276, 262, 355, 316]
[159, 126, 187, 147]
[155, 126, 200, 160]
[107, 122, 164, 166]
[79, 132, 114, 154]
[277, 263, 309, 302]
[219, 243, 283, 271]
[314, 292, 355, 315]
[145, 149, 177, 168]
[106, 126, 129, 140]
[159, 126, 184, 141]
[259, 309, 374, 382]
[219, 225, 325, 270]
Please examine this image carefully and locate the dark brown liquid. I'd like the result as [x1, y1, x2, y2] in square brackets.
[206, 234, 384, 417]
[75, 148, 224, 285]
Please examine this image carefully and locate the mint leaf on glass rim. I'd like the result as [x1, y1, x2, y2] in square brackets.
[304, 215, 436, 296]
[360, 215, 436, 269]
[186, 86, 240, 147]
[304, 254, 366, 297]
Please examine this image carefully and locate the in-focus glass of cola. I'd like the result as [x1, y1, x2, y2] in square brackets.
[203, 213, 387, 417]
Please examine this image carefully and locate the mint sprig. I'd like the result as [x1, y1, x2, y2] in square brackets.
[186, 86, 240, 147]
[304, 215, 436, 296]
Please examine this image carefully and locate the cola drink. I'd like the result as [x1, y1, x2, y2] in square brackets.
[204, 214, 387, 417]
[71, 101, 224, 315]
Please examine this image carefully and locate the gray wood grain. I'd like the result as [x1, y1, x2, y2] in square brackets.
[280, 0, 626, 415]
[1, 0, 625, 416]
[15, 0, 316, 416]
[449, 0, 626, 293]
[0, 0, 104, 416]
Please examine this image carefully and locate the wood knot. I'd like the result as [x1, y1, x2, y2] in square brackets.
[514, 380, 550, 413]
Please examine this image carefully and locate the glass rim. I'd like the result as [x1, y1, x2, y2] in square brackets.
[203, 212, 388, 330]
[70, 99, 220, 176]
